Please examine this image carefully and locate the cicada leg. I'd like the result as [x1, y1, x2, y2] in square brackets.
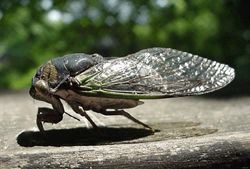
[36, 107, 63, 132]
[98, 109, 153, 131]
[70, 104, 98, 129]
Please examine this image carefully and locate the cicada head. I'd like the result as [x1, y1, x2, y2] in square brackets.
[29, 61, 58, 102]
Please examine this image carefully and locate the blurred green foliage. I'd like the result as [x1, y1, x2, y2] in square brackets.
[0, 0, 249, 93]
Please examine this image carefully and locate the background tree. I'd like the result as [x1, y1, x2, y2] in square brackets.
[0, 0, 249, 95]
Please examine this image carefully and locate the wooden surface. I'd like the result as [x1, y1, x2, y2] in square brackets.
[0, 90, 250, 168]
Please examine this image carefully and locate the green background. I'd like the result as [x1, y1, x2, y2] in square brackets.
[0, 0, 249, 95]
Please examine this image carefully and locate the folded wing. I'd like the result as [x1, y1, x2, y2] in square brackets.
[76, 48, 235, 98]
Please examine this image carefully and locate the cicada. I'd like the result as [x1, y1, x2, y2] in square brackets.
[29, 48, 235, 132]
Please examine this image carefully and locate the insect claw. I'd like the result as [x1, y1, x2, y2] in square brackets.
[148, 128, 156, 133]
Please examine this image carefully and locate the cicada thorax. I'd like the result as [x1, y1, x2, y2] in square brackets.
[48, 53, 104, 89]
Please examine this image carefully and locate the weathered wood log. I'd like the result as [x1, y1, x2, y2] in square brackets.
[0, 91, 250, 168]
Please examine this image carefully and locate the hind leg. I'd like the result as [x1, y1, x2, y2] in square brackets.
[97, 109, 152, 130]
[70, 103, 98, 129]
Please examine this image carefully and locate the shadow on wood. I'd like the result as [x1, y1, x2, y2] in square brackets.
[16, 127, 155, 147]
[16, 121, 218, 147]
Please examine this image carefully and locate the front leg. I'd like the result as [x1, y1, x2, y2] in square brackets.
[37, 96, 65, 132]
[36, 107, 63, 132]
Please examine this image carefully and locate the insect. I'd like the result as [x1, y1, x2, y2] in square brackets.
[29, 48, 235, 132]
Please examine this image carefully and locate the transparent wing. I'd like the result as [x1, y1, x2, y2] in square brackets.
[75, 48, 235, 98]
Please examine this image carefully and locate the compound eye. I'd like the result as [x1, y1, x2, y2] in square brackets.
[34, 79, 49, 94]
